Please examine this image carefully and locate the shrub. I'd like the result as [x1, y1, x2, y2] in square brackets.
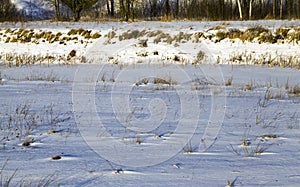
[51, 155, 62, 160]
[105, 30, 116, 39]
[192, 32, 203, 42]
[91, 32, 101, 39]
[67, 50, 76, 60]
[165, 35, 173, 44]
[228, 28, 243, 39]
[129, 30, 141, 39]
[243, 26, 270, 41]
[275, 27, 290, 39]
[225, 76, 233, 86]
[289, 85, 300, 96]
[10, 37, 17, 43]
[5, 29, 12, 34]
[195, 50, 206, 64]
[287, 28, 300, 42]
[215, 30, 228, 41]
[21, 140, 31, 146]
[153, 32, 170, 44]
[153, 78, 171, 85]
[83, 32, 91, 39]
[173, 31, 184, 42]
[119, 30, 140, 40]
[257, 32, 275, 43]
[138, 30, 148, 37]
[146, 30, 163, 37]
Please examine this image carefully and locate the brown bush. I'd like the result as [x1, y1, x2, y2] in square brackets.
[242, 26, 270, 41]
[275, 27, 290, 39]
[91, 32, 101, 39]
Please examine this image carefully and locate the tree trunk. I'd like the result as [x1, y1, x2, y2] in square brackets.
[249, 0, 253, 20]
[165, 0, 170, 19]
[119, 0, 126, 20]
[131, 0, 134, 21]
[219, 0, 224, 20]
[55, 0, 60, 20]
[175, 0, 179, 19]
[106, 0, 111, 16]
[273, 0, 276, 19]
[152, 0, 157, 18]
[72, 0, 81, 21]
[298, 0, 300, 18]
[110, 0, 114, 17]
[237, 0, 243, 20]
[74, 10, 81, 21]
[125, 0, 130, 21]
[183, 0, 187, 18]
[229, 0, 233, 20]
[206, 0, 209, 19]
[280, 0, 283, 19]
[287, 0, 292, 19]
[259, 0, 264, 19]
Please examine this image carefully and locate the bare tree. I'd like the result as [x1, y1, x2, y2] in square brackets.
[46, 0, 61, 20]
[119, 0, 134, 21]
[60, 0, 99, 21]
[0, 0, 20, 21]
[5, 0, 299, 22]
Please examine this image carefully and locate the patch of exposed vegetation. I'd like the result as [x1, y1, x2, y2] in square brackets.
[210, 25, 300, 44]
[0, 28, 101, 44]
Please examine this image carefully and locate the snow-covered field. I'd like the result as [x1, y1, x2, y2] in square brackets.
[0, 21, 300, 186]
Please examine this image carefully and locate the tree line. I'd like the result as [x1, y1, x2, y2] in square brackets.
[0, 0, 22, 22]
[1, 0, 300, 22]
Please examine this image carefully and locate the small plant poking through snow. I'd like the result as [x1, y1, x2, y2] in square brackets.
[0, 71, 3, 85]
[0, 103, 71, 149]
[21, 139, 32, 147]
[0, 160, 56, 186]
[243, 81, 254, 91]
[67, 50, 76, 60]
[51, 155, 62, 160]
[289, 85, 300, 96]
[0, 160, 17, 187]
[183, 140, 195, 154]
[228, 111, 276, 157]
[195, 50, 206, 64]
[226, 177, 239, 187]
[225, 76, 233, 86]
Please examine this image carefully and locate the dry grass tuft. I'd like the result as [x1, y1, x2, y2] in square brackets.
[51, 155, 62, 160]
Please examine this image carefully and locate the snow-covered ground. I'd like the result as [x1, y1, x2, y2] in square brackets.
[1, 20, 300, 68]
[0, 21, 300, 186]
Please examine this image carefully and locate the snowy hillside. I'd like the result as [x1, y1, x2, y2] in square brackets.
[0, 20, 300, 186]
[11, 0, 53, 20]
